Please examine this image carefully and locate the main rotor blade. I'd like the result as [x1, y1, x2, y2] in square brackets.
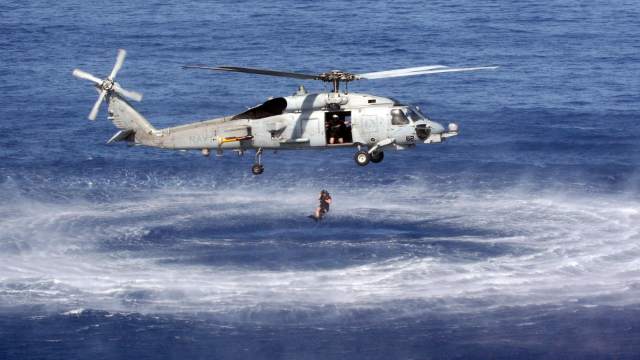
[109, 49, 127, 80]
[183, 65, 319, 80]
[72, 69, 103, 85]
[358, 65, 498, 80]
[113, 83, 143, 102]
[88, 89, 107, 121]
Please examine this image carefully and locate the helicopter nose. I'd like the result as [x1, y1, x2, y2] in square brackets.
[419, 120, 459, 144]
[429, 121, 445, 134]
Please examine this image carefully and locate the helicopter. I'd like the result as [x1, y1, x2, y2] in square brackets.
[72, 49, 497, 175]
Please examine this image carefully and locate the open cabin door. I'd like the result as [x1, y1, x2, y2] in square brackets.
[324, 111, 352, 145]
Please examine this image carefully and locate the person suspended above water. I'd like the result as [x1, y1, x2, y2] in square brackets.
[309, 189, 332, 221]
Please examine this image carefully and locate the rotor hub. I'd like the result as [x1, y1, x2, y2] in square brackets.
[317, 70, 358, 82]
[101, 79, 115, 91]
[317, 71, 358, 93]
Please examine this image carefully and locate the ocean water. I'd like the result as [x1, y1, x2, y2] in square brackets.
[1, 0, 640, 358]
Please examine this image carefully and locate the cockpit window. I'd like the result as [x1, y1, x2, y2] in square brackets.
[391, 109, 410, 125]
[406, 108, 422, 122]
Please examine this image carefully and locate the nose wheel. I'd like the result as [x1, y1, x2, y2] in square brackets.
[252, 148, 264, 175]
[354, 150, 370, 166]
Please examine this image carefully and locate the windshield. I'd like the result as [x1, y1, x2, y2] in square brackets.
[406, 108, 423, 122]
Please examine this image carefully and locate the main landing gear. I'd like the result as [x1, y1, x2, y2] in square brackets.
[252, 147, 264, 175]
[370, 151, 384, 163]
[354, 149, 384, 166]
[354, 150, 370, 166]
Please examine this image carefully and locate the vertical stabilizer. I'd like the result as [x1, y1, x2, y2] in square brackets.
[108, 95, 156, 134]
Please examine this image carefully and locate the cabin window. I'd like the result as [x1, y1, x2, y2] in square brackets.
[391, 109, 409, 125]
[231, 97, 287, 120]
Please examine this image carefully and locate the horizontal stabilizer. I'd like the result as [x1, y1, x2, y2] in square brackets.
[107, 129, 134, 144]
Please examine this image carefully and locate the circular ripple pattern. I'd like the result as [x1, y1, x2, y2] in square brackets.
[2, 182, 638, 315]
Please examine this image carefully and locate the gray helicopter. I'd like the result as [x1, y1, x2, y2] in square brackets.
[73, 49, 496, 175]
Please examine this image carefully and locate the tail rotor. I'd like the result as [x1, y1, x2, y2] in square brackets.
[72, 49, 143, 120]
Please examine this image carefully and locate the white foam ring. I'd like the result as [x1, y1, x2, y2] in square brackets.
[1, 182, 639, 315]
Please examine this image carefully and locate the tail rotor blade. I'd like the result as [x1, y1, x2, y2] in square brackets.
[74, 49, 143, 120]
[88, 89, 107, 120]
[109, 49, 127, 80]
[113, 83, 143, 102]
[72, 69, 103, 85]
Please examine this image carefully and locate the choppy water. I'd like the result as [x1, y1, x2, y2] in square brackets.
[1, 0, 640, 359]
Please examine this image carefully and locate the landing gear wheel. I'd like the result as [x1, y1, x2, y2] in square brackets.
[370, 151, 384, 163]
[251, 164, 264, 175]
[354, 150, 370, 166]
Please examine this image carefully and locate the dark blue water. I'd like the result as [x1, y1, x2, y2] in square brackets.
[2, 0, 640, 358]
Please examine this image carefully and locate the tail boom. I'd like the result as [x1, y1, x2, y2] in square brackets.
[106, 94, 158, 146]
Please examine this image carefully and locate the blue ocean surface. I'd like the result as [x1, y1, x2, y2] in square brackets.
[1, 0, 640, 358]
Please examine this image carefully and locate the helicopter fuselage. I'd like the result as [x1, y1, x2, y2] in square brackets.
[121, 91, 457, 154]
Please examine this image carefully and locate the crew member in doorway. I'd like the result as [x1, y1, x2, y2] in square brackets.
[328, 114, 344, 144]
